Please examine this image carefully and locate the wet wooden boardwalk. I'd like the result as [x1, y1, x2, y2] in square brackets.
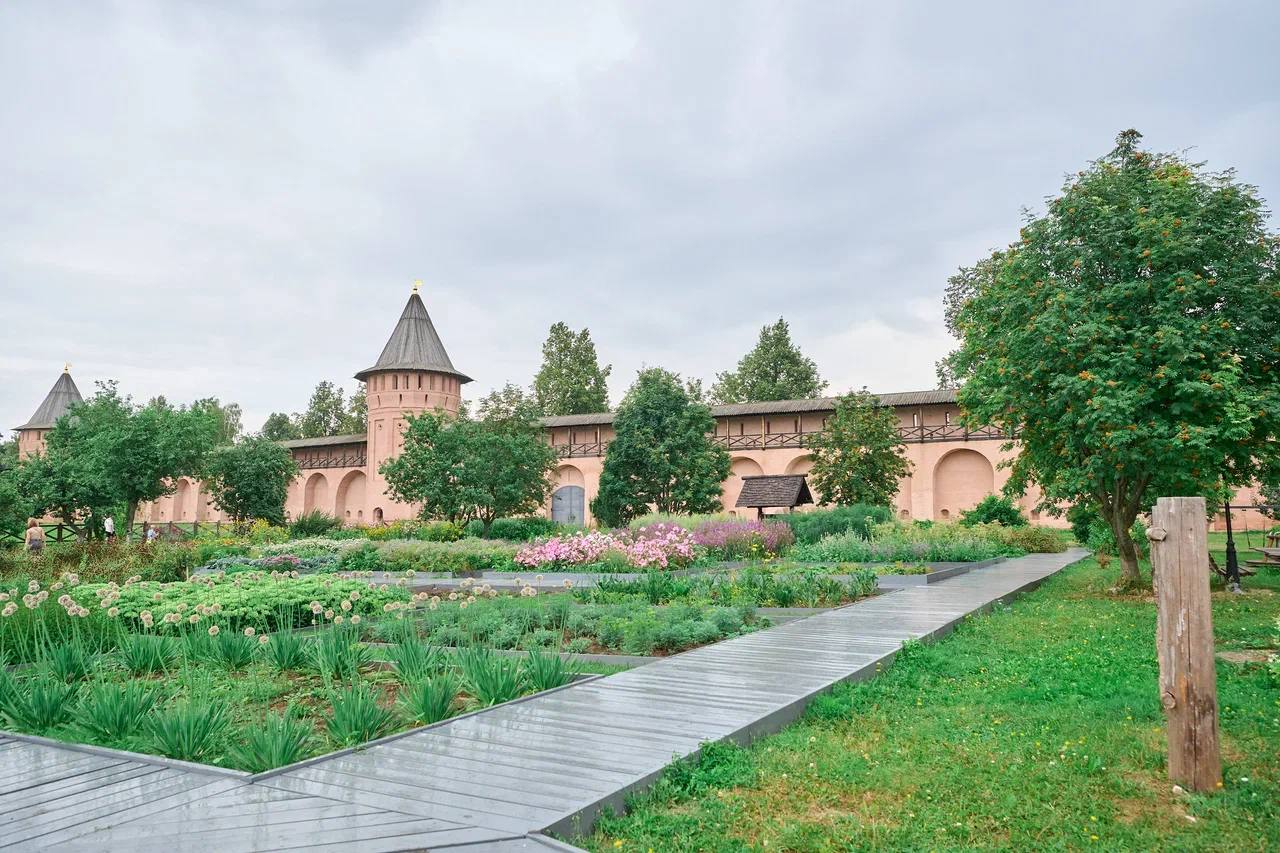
[1, 550, 1084, 851]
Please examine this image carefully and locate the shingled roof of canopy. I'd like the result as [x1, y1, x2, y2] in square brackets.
[734, 474, 815, 509]
[355, 292, 472, 384]
[16, 370, 83, 430]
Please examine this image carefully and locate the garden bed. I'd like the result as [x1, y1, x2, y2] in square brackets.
[0, 623, 595, 774]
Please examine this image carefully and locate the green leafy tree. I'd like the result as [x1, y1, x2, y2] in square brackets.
[382, 397, 558, 535]
[532, 322, 612, 415]
[342, 383, 368, 434]
[204, 436, 299, 525]
[477, 383, 542, 426]
[192, 398, 243, 446]
[15, 448, 115, 536]
[260, 412, 302, 442]
[942, 130, 1280, 589]
[43, 382, 220, 538]
[297, 381, 349, 438]
[806, 390, 912, 508]
[711, 318, 827, 404]
[0, 460, 33, 538]
[592, 368, 731, 526]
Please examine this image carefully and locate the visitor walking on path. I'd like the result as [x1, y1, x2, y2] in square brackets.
[104, 515, 115, 541]
[24, 519, 45, 554]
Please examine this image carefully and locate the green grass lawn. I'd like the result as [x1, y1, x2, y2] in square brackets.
[582, 546, 1280, 851]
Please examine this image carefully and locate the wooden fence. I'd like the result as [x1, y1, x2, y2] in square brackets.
[1, 521, 241, 546]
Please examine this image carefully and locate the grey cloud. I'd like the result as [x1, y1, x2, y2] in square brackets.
[2, 0, 1277, 433]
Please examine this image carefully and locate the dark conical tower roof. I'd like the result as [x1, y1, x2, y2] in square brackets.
[17, 370, 83, 430]
[355, 292, 472, 383]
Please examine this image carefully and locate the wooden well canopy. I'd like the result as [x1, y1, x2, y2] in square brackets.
[735, 474, 814, 519]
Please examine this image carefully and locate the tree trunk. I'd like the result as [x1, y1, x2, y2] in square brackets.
[1110, 508, 1143, 591]
[125, 499, 139, 542]
[481, 516, 494, 537]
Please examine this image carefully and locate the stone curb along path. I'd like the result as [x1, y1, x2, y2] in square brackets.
[0, 549, 1086, 852]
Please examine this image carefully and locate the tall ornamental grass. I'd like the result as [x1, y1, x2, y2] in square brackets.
[794, 522, 1016, 563]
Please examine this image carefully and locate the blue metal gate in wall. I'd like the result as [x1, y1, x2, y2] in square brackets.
[552, 485, 584, 524]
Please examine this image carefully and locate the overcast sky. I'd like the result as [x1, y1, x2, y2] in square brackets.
[2, 1, 1277, 435]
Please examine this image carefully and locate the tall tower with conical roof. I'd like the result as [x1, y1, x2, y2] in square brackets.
[357, 287, 471, 522]
[16, 367, 83, 459]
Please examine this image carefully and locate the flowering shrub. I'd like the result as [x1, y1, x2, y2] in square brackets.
[81, 573, 407, 635]
[515, 524, 698, 571]
[692, 519, 794, 560]
[247, 519, 289, 545]
[366, 520, 465, 542]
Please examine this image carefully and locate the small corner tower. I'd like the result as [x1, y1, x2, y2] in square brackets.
[16, 366, 83, 459]
[357, 284, 471, 522]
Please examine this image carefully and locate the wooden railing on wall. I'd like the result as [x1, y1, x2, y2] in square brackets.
[294, 450, 368, 470]
[554, 423, 1013, 459]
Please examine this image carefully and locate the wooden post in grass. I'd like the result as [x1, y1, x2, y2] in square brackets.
[1147, 496, 1222, 793]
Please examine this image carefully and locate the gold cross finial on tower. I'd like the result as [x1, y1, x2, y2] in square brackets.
[412, 280, 422, 295]
[63, 362, 71, 373]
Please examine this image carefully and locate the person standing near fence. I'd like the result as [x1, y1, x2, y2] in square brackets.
[104, 514, 115, 542]
[24, 519, 45, 554]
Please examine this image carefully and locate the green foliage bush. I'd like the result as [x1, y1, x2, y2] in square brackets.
[465, 516, 562, 541]
[338, 543, 386, 572]
[960, 495, 1028, 527]
[1067, 502, 1101, 545]
[996, 526, 1069, 554]
[776, 505, 893, 545]
[377, 539, 520, 573]
[288, 510, 342, 539]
